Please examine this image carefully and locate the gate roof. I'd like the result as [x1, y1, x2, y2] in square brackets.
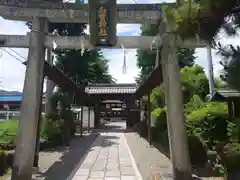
[85, 83, 137, 95]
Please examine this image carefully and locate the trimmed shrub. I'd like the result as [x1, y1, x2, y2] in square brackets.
[0, 120, 18, 150]
[152, 108, 167, 131]
[151, 108, 167, 141]
[187, 102, 228, 149]
[221, 143, 240, 173]
[40, 117, 63, 144]
[228, 118, 240, 143]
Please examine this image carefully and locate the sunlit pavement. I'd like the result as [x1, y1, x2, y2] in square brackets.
[69, 122, 142, 180]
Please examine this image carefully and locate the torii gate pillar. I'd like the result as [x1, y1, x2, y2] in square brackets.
[161, 33, 192, 179]
[11, 17, 46, 180]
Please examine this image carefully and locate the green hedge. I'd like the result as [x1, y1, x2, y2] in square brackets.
[151, 108, 167, 141]
[0, 120, 18, 150]
[187, 102, 228, 149]
[221, 143, 240, 173]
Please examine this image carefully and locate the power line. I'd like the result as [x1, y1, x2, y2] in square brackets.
[1, 48, 24, 63]
[8, 48, 27, 61]
[0, 48, 47, 85]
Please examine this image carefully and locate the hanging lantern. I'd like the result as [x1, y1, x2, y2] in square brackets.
[89, 0, 117, 47]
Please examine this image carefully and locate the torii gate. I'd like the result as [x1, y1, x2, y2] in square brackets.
[0, 1, 207, 180]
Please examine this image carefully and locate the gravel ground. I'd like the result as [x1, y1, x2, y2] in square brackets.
[125, 132, 224, 180]
[32, 132, 100, 180]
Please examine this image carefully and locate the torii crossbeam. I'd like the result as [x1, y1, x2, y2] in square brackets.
[0, 34, 207, 49]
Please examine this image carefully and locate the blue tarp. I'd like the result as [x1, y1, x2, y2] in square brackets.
[0, 95, 22, 102]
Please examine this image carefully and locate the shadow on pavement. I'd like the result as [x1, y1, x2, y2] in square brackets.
[33, 125, 122, 180]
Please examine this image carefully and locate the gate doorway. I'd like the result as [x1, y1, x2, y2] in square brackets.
[85, 83, 138, 130]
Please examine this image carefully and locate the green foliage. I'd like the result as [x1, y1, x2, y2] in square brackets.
[40, 117, 62, 144]
[180, 65, 209, 101]
[0, 150, 13, 177]
[227, 118, 240, 143]
[150, 65, 209, 109]
[55, 49, 114, 86]
[151, 108, 167, 142]
[0, 120, 18, 147]
[151, 107, 208, 166]
[136, 22, 195, 83]
[42, 91, 75, 144]
[184, 95, 204, 114]
[152, 108, 167, 131]
[218, 44, 240, 90]
[221, 143, 240, 172]
[163, 0, 238, 41]
[187, 102, 228, 149]
[150, 85, 165, 108]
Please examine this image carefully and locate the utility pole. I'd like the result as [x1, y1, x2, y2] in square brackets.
[11, 17, 46, 180]
[207, 44, 215, 95]
[45, 48, 54, 114]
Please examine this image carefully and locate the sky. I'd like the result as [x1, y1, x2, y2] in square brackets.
[0, 0, 240, 92]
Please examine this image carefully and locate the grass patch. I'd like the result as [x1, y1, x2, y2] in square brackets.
[0, 120, 18, 145]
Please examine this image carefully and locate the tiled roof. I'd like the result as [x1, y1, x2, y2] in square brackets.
[209, 89, 240, 102]
[217, 89, 240, 98]
[85, 83, 137, 94]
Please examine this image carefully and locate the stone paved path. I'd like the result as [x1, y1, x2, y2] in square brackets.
[69, 132, 142, 180]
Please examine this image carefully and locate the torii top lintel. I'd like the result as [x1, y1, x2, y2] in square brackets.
[0, 0, 175, 24]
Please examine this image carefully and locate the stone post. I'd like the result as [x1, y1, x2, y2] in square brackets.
[11, 17, 46, 180]
[94, 103, 100, 128]
[80, 106, 83, 136]
[33, 19, 49, 169]
[147, 92, 152, 145]
[88, 106, 90, 132]
[163, 34, 192, 180]
[33, 80, 44, 168]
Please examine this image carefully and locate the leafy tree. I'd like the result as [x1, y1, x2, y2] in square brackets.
[180, 65, 209, 101]
[162, 1, 238, 89]
[163, 0, 240, 41]
[150, 65, 209, 108]
[136, 23, 195, 83]
[217, 44, 240, 90]
[55, 49, 114, 85]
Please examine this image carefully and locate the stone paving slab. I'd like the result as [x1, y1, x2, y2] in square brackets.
[69, 132, 142, 180]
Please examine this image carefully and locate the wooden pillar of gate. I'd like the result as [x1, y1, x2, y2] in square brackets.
[33, 19, 50, 168]
[147, 92, 152, 145]
[126, 97, 134, 129]
[11, 17, 46, 180]
[94, 102, 100, 128]
[160, 23, 192, 179]
[80, 106, 83, 136]
[88, 106, 91, 132]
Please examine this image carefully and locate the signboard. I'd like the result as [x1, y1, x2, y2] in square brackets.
[89, 0, 117, 47]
